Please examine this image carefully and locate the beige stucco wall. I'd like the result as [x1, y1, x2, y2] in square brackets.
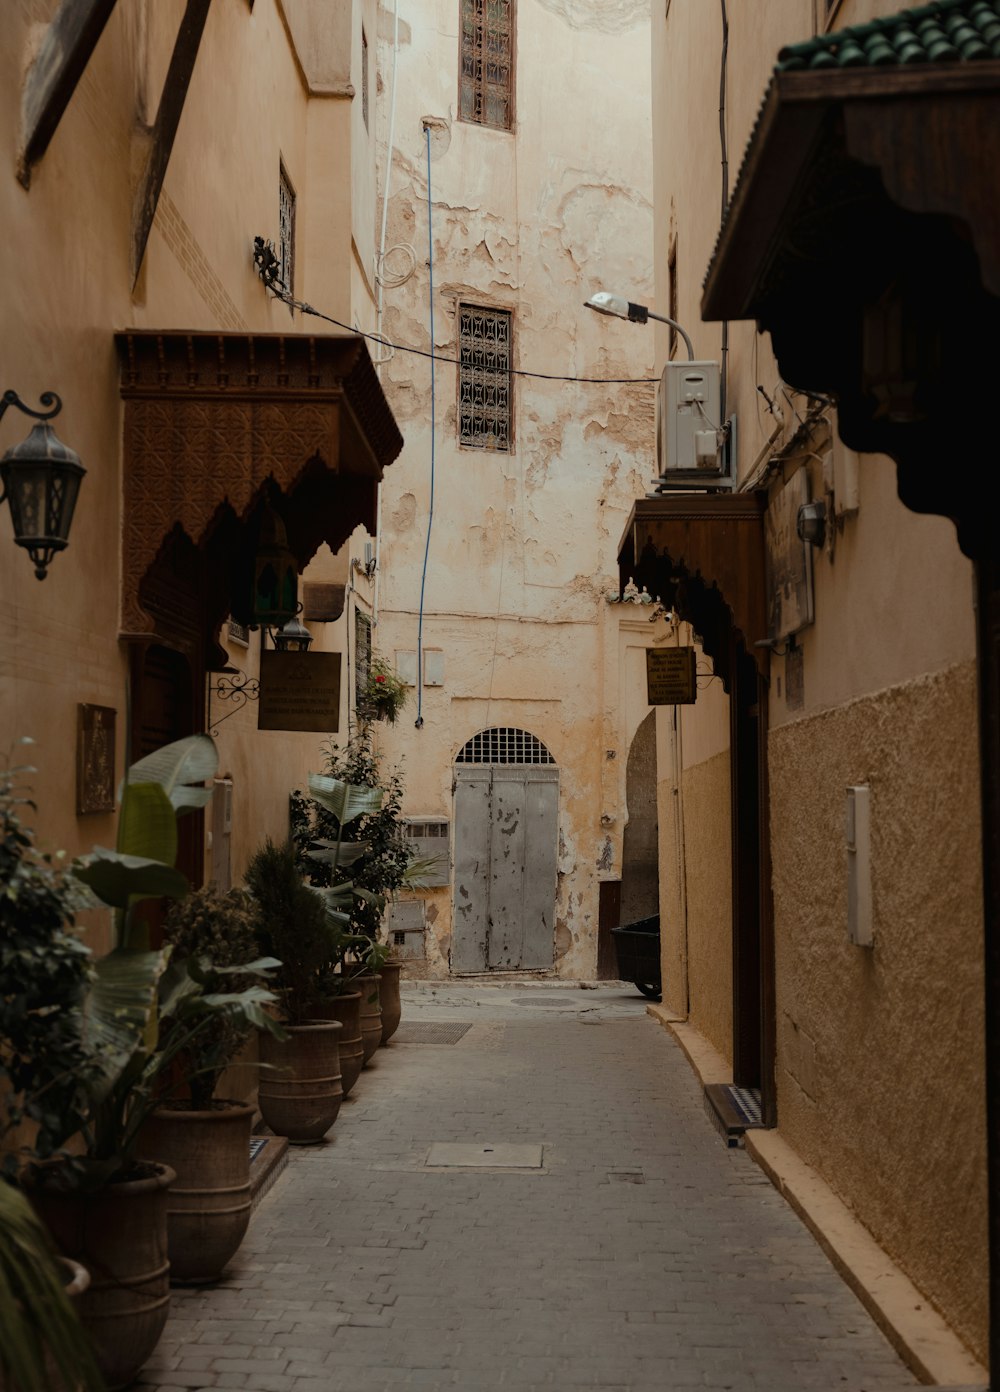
[371, 0, 656, 976]
[1, 0, 381, 925]
[770, 660, 986, 1361]
[648, 0, 986, 1361]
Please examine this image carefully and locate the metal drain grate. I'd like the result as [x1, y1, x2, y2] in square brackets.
[249, 1138, 268, 1162]
[392, 1020, 474, 1045]
[704, 1083, 764, 1148]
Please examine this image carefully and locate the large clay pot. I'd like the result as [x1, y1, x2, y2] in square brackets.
[352, 973, 383, 1064]
[30, 1164, 175, 1391]
[313, 992, 364, 1097]
[258, 1021, 343, 1143]
[139, 1101, 253, 1284]
[379, 961, 403, 1045]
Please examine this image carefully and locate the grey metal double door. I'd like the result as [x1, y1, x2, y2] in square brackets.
[452, 765, 559, 973]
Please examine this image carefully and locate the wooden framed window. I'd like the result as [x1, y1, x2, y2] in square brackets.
[459, 0, 514, 131]
[458, 304, 512, 452]
[278, 161, 296, 297]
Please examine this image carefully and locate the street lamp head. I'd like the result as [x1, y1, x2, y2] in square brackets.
[584, 291, 647, 323]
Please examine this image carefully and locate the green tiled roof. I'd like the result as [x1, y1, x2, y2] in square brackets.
[776, 0, 1000, 72]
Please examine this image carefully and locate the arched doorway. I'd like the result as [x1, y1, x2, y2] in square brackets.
[620, 710, 659, 926]
[451, 728, 558, 974]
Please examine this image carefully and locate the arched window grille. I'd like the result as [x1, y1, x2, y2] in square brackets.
[455, 727, 555, 766]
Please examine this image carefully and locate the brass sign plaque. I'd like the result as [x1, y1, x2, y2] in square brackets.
[76, 704, 116, 814]
[258, 651, 342, 732]
[646, 647, 697, 705]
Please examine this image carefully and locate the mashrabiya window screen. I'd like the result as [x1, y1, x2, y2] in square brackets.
[354, 610, 371, 701]
[459, 305, 512, 451]
[279, 163, 295, 295]
[455, 728, 555, 765]
[460, 0, 514, 130]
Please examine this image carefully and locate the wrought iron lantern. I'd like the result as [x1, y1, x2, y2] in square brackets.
[272, 613, 313, 653]
[252, 504, 298, 627]
[0, 390, 85, 580]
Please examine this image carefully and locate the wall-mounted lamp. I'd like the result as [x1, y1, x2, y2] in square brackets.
[271, 613, 313, 653]
[796, 499, 827, 548]
[0, 390, 85, 579]
[584, 290, 695, 362]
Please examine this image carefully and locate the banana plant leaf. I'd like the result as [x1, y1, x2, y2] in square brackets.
[72, 847, 189, 911]
[117, 780, 178, 867]
[307, 774, 384, 826]
[78, 947, 170, 1104]
[126, 733, 218, 816]
[306, 839, 370, 867]
[0, 1184, 105, 1392]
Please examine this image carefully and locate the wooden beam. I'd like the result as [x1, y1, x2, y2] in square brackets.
[18, 0, 120, 187]
[130, 0, 213, 287]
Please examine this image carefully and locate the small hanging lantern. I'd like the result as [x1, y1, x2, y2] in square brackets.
[0, 392, 85, 580]
[272, 613, 313, 653]
[252, 504, 298, 626]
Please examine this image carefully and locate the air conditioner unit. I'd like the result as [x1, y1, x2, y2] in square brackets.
[655, 360, 733, 489]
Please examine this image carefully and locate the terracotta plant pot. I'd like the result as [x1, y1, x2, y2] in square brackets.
[313, 992, 364, 1097]
[379, 961, 403, 1045]
[139, 1101, 253, 1284]
[258, 1021, 343, 1143]
[30, 1164, 175, 1391]
[352, 973, 383, 1064]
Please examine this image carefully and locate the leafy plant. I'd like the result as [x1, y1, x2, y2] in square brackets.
[11, 735, 286, 1190]
[160, 888, 270, 1109]
[357, 655, 408, 725]
[245, 839, 349, 1024]
[291, 731, 408, 958]
[0, 1181, 105, 1392]
[0, 749, 94, 1176]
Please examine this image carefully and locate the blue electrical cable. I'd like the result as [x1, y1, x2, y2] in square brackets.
[414, 124, 436, 729]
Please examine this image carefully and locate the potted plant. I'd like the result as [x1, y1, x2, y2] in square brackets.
[245, 839, 349, 1143]
[137, 886, 281, 1283]
[293, 733, 409, 1052]
[0, 1182, 103, 1392]
[16, 736, 280, 1389]
[357, 655, 408, 724]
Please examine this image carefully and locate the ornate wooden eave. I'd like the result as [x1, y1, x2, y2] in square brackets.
[702, 62, 1000, 561]
[116, 331, 403, 639]
[617, 494, 768, 691]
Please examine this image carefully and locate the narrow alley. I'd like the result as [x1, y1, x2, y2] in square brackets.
[137, 986, 927, 1392]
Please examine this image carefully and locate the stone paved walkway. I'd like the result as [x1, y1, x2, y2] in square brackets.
[137, 984, 928, 1392]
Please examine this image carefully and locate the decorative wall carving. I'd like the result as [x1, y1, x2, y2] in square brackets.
[116, 332, 403, 637]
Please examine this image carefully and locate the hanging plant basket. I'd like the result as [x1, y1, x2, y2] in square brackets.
[358, 657, 407, 724]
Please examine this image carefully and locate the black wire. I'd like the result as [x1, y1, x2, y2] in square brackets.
[270, 287, 659, 385]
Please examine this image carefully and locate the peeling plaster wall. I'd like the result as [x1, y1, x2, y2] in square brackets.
[373, 0, 655, 977]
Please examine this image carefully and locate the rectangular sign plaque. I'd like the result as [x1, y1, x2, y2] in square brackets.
[258, 651, 342, 732]
[646, 647, 697, 705]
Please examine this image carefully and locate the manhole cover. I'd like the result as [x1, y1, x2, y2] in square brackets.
[425, 1142, 544, 1169]
[508, 993, 589, 1008]
[392, 1021, 474, 1044]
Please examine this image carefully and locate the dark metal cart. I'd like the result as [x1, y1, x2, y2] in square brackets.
[611, 914, 662, 1000]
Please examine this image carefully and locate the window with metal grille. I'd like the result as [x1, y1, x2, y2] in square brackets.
[458, 305, 512, 451]
[354, 609, 371, 702]
[279, 162, 295, 296]
[362, 28, 369, 130]
[402, 819, 450, 886]
[455, 728, 555, 765]
[460, 0, 514, 131]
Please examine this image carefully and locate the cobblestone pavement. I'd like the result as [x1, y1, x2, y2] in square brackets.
[137, 983, 927, 1392]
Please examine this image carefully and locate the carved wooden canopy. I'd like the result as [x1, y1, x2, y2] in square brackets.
[702, 62, 1000, 562]
[116, 331, 403, 639]
[618, 495, 767, 690]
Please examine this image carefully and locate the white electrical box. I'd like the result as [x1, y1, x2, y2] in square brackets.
[846, 785, 873, 947]
[656, 360, 730, 484]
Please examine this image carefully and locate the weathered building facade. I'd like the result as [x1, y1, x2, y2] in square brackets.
[617, 0, 991, 1374]
[2, 0, 399, 920]
[371, 0, 659, 979]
